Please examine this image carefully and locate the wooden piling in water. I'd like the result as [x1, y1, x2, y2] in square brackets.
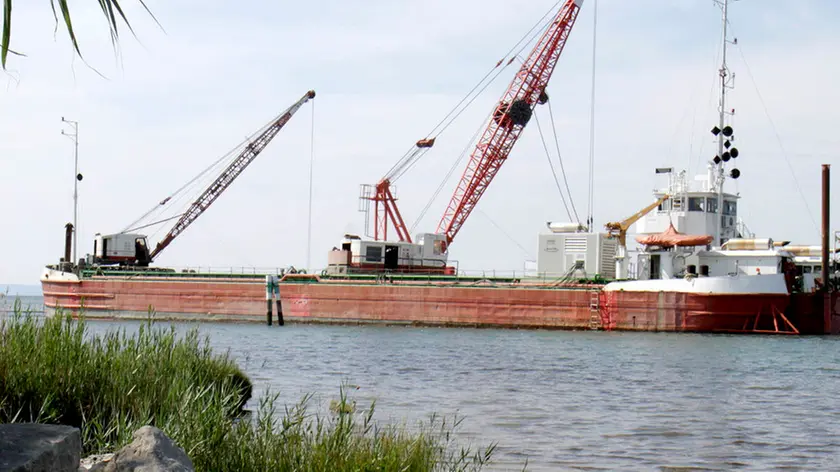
[265, 275, 273, 326]
[822, 164, 831, 334]
[275, 279, 284, 326]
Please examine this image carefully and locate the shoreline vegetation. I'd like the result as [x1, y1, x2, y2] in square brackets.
[0, 299, 499, 471]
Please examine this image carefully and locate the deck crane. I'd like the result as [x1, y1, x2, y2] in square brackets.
[332, 0, 583, 275]
[90, 90, 316, 267]
[604, 194, 670, 279]
[436, 0, 583, 249]
[363, 0, 583, 249]
[361, 137, 436, 243]
[362, 0, 583, 250]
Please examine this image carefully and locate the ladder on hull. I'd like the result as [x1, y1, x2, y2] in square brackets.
[588, 290, 601, 330]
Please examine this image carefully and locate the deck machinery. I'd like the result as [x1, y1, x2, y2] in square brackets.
[330, 0, 585, 275]
[74, 91, 317, 270]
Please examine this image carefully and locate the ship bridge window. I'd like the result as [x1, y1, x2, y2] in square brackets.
[365, 245, 382, 263]
[671, 198, 684, 211]
[706, 197, 719, 214]
[658, 199, 671, 211]
[723, 200, 737, 216]
[689, 197, 706, 212]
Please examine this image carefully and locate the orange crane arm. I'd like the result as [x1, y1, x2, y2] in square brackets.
[605, 194, 670, 247]
[149, 90, 316, 261]
[436, 0, 583, 247]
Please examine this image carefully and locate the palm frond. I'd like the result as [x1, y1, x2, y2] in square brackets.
[55, 0, 81, 58]
[2, 0, 11, 68]
[1, 0, 161, 70]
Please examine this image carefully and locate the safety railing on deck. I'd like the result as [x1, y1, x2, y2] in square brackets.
[736, 218, 755, 239]
[78, 264, 609, 287]
[81, 265, 299, 279]
[344, 254, 452, 272]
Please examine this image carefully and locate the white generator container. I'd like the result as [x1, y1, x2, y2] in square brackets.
[92, 233, 149, 264]
[537, 232, 618, 279]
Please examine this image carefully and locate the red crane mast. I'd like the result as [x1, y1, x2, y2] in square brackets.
[149, 90, 316, 261]
[436, 0, 583, 246]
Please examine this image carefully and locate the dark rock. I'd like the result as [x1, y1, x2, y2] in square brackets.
[90, 426, 193, 472]
[0, 423, 81, 472]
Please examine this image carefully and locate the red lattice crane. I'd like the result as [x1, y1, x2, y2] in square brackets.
[436, 0, 583, 247]
[149, 90, 316, 262]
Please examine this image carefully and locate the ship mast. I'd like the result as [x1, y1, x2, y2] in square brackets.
[61, 117, 81, 266]
[712, 0, 736, 246]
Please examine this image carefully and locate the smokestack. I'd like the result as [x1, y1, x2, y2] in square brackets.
[64, 223, 74, 264]
[822, 164, 831, 333]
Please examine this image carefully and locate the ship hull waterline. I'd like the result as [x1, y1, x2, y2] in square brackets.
[40, 268, 802, 333]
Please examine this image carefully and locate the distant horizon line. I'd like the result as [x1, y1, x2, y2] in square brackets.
[1, 284, 42, 297]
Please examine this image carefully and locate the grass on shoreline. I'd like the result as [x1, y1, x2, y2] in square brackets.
[0, 300, 497, 471]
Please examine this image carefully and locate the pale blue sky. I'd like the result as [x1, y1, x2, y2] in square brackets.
[2, 0, 839, 284]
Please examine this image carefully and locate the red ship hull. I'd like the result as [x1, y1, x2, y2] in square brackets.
[40, 269, 823, 333]
[602, 290, 793, 333]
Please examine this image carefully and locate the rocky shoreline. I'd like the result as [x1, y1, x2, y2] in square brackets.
[1, 424, 193, 472]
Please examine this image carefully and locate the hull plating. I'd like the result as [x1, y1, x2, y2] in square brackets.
[40, 268, 805, 333]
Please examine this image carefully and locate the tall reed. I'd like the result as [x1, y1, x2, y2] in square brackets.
[0, 303, 496, 471]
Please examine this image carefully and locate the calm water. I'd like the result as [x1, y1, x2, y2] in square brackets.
[5, 295, 840, 470]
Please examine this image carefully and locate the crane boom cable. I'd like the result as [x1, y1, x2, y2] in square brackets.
[546, 98, 580, 222]
[144, 158, 231, 240]
[123, 145, 244, 243]
[372, 1, 576, 243]
[121, 154, 230, 234]
[533, 111, 573, 221]
[406, 6, 570, 232]
[122, 213, 185, 234]
[437, 0, 583, 245]
[732, 38, 818, 235]
[476, 208, 533, 259]
[410, 108, 493, 233]
[383, 0, 565, 184]
[148, 90, 316, 261]
[420, 0, 565, 141]
[391, 56, 520, 183]
[392, 13, 556, 185]
[586, 0, 598, 230]
[442, 10, 577, 237]
[142, 162, 233, 243]
[306, 97, 316, 271]
[120, 110, 286, 234]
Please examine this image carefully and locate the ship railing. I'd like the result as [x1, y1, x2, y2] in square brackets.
[342, 256, 608, 282]
[342, 255, 456, 273]
[173, 266, 299, 275]
[454, 269, 607, 284]
[78, 264, 608, 285]
[76, 265, 610, 289]
[82, 266, 304, 278]
[736, 218, 755, 239]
